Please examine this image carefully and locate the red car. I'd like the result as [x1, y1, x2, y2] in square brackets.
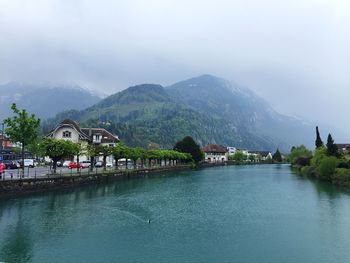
[68, 162, 84, 169]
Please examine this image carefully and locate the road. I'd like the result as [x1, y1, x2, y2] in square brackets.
[0, 166, 118, 180]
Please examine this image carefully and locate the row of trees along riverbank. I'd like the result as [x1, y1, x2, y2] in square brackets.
[3, 103, 204, 175]
[290, 126, 350, 186]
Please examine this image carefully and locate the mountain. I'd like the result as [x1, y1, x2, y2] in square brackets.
[0, 83, 101, 120]
[42, 75, 314, 151]
[167, 75, 314, 150]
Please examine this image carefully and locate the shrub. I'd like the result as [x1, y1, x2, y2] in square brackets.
[289, 145, 312, 166]
[300, 166, 316, 177]
[311, 146, 327, 167]
[317, 156, 338, 180]
[337, 161, 350, 169]
[332, 168, 350, 185]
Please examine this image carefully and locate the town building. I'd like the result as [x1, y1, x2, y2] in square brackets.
[248, 151, 273, 161]
[227, 146, 237, 155]
[336, 144, 350, 154]
[202, 144, 228, 163]
[46, 119, 119, 162]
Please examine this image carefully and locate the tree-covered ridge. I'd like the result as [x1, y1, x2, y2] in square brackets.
[42, 75, 315, 151]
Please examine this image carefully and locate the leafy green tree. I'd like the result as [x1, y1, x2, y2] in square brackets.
[229, 151, 247, 163]
[315, 126, 323, 148]
[311, 146, 327, 167]
[27, 138, 45, 160]
[86, 144, 99, 171]
[4, 103, 40, 175]
[272, 149, 282, 163]
[289, 145, 312, 166]
[326, 133, 339, 157]
[112, 143, 128, 169]
[248, 154, 256, 163]
[127, 147, 142, 169]
[174, 136, 204, 163]
[41, 138, 77, 173]
[317, 156, 338, 180]
[95, 145, 114, 171]
[71, 142, 86, 171]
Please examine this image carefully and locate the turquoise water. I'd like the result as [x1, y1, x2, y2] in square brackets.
[1, 164, 350, 263]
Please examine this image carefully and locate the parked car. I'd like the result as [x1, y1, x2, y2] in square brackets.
[62, 160, 71, 167]
[68, 162, 84, 169]
[106, 162, 113, 168]
[80, 161, 91, 168]
[2, 160, 20, 169]
[0, 162, 5, 178]
[94, 161, 103, 168]
[18, 159, 36, 168]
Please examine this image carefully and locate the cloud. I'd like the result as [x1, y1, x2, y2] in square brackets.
[0, 0, 349, 137]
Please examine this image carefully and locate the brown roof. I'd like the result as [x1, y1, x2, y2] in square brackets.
[81, 128, 119, 143]
[336, 144, 350, 151]
[47, 119, 119, 143]
[202, 144, 227, 153]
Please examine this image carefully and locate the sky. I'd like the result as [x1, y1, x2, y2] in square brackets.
[0, 0, 350, 138]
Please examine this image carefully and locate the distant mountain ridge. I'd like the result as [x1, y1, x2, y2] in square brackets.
[42, 75, 314, 151]
[0, 83, 101, 120]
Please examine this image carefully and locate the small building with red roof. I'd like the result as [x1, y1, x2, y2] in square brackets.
[202, 144, 228, 163]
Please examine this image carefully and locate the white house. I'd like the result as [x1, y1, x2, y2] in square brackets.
[46, 119, 119, 163]
[248, 151, 273, 162]
[203, 144, 228, 163]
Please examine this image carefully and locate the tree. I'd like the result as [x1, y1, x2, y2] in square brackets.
[96, 145, 114, 171]
[112, 143, 128, 169]
[317, 156, 338, 180]
[173, 136, 204, 163]
[4, 103, 40, 176]
[315, 126, 323, 148]
[86, 144, 99, 171]
[229, 151, 247, 163]
[40, 138, 77, 173]
[289, 145, 312, 166]
[272, 149, 282, 163]
[326, 133, 338, 157]
[71, 142, 86, 171]
[27, 138, 45, 160]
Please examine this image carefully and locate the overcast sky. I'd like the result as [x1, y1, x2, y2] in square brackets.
[0, 0, 349, 138]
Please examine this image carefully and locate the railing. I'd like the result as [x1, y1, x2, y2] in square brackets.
[0, 164, 191, 182]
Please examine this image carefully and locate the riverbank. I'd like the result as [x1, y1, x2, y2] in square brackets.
[293, 164, 350, 187]
[0, 161, 235, 199]
[0, 164, 194, 199]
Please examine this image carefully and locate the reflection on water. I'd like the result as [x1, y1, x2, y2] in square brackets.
[1, 165, 350, 263]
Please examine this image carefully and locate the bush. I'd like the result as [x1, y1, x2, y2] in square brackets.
[332, 168, 350, 185]
[337, 161, 350, 169]
[289, 145, 312, 166]
[300, 166, 316, 177]
[317, 156, 338, 180]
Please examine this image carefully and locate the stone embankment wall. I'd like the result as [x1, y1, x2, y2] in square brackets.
[0, 165, 191, 199]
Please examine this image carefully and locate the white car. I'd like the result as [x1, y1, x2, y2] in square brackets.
[106, 162, 113, 168]
[62, 160, 71, 167]
[80, 161, 91, 168]
[23, 159, 36, 168]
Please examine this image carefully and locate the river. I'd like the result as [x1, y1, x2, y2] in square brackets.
[1, 164, 350, 263]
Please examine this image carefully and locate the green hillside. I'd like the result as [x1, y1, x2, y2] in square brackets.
[42, 75, 314, 151]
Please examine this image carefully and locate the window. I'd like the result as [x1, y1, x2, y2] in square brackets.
[62, 131, 72, 138]
[93, 134, 101, 143]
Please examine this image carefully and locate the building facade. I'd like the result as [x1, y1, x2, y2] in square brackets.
[46, 119, 119, 162]
[202, 144, 228, 163]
